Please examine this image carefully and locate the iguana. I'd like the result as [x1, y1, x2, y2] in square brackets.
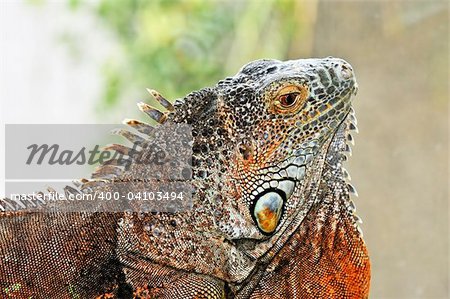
[0, 57, 370, 298]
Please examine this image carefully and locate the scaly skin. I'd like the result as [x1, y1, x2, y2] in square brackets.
[0, 57, 370, 298]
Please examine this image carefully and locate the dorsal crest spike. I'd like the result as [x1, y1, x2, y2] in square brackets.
[64, 186, 80, 198]
[102, 143, 132, 156]
[111, 128, 145, 145]
[122, 118, 155, 136]
[138, 102, 168, 124]
[346, 133, 355, 146]
[348, 122, 359, 133]
[146, 88, 174, 111]
[342, 167, 351, 181]
[347, 183, 359, 197]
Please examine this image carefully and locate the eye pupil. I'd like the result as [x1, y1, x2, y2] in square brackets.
[280, 93, 298, 107]
[271, 85, 308, 114]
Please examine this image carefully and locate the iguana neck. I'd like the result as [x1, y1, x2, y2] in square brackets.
[284, 121, 371, 297]
[242, 118, 371, 298]
[243, 177, 371, 299]
[295, 180, 371, 298]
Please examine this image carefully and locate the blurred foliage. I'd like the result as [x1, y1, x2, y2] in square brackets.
[68, 0, 317, 111]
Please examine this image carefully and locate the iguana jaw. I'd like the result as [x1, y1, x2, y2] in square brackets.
[230, 108, 357, 284]
[240, 85, 356, 235]
[238, 133, 334, 250]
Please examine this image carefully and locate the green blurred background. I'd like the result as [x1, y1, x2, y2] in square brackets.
[67, 0, 324, 118]
[1, 1, 448, 298]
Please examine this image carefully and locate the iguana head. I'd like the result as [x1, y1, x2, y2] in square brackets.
[172, 57, 357, 239]
[117, 57, 359, 283]
[214, 58, 358, 237]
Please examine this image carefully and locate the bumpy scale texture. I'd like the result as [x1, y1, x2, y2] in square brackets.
[0, 58, 370, 298]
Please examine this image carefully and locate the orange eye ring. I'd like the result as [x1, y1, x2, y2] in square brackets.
[271, 85, 308, 114]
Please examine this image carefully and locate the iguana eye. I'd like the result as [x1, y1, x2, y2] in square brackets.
[279, 93, 299, 108]
[272, 85, 308, 114]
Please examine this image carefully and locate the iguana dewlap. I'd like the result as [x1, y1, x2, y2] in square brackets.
[0, 57, 370, 298]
